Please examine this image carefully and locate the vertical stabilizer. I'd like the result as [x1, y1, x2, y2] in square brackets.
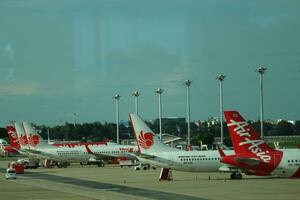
[224, 111, 280, 164]
[6, 125, 20, 149]
[23, 122, 49, 149]
[14, 123, 30, 150]
[130, 114, 176, 154]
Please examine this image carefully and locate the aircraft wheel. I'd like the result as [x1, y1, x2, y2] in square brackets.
[236, 173, 243, 179]
[230, 172, 242, 180]
[230, 173, 236, 179]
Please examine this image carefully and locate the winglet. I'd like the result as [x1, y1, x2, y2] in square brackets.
[217, 144, 226, 157]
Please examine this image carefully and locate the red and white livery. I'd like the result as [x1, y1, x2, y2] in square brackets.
[219, 111, 300, 178]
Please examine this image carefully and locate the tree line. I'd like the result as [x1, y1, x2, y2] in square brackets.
[0, 119, 300, 147]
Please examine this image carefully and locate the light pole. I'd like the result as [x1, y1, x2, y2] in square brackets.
[256, 66, 267, 139]
[184, 80, 192, 146]
[132, 91, 140, 115]
[216, 74, 225, 145]
[155, 88, 164, 140]
[114, 94, 121, 144]
[47, 128, 50, 144]
[72, 112, 77, 127]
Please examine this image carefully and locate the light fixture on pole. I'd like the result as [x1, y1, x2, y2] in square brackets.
[184, 80, 192, 146]
[132, 91, 140, 115]
[256, 66, 267, 139]
[216, 74, 225, 145]
[155, 88, 164, 141]
[113, 94, 121, 144]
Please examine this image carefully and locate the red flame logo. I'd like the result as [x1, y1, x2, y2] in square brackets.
[138, 131, 154, 149]
[19, 134, 28, 145]
[28, 134, 40, 147]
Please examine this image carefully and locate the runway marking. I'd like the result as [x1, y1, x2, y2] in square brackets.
[94, 188, 121, 192]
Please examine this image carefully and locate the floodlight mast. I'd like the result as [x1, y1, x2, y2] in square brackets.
[73, 112, 77, 127]
[184, 80, 192, 146]
[216, 74, 225, 145]
[132, 91, 140, 115]
[155, 88, 164, 140]
[114, 94, 121, 144]
[256, 66, 267, 139]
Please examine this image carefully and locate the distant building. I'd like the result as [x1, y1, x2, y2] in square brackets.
[207, 117, 220, 127]
[150, 117, 185, 125]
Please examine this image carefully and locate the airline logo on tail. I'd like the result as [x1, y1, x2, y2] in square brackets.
[227, 119, 271, 163]
[138, 131, 154, 149]
[19, 134, 28, 146]
[6, 126, 20, 149]
[27, 134, 40, 147]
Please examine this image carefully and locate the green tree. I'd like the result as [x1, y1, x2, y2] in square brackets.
[274, 120, 294, 136]
[294, 121, 300, 135]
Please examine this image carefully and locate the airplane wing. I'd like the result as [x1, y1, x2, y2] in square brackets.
[218, 165, 240, 173]
[24, 149, 56, 159]
[138, 153, 156, 160]
[84, 145, 137, 161]
[84, 145, 115, 160]
[135, 153, 175, 167]
[126, 153, 138, 160]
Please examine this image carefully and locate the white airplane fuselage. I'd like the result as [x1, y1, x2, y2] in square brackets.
[271, 148, 300, 177]
[30, 144, 138, 163]
[139, 150, 234, 172]
[140, 148, 300, 176]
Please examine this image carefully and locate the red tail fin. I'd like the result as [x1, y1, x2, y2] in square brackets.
[224, 111, 275, 163]
[6, 126, 20, 149]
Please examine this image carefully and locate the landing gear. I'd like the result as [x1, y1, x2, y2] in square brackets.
[97, 162, 105, 167]
[230, 172, 243, 180]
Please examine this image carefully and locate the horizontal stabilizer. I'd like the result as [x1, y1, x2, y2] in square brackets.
[234, 157, 260, 166]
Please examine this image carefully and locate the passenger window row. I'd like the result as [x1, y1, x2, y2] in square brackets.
[180, 157, 221, 161]
[288, 160, 300, 163]
[58, 152, 78, 155]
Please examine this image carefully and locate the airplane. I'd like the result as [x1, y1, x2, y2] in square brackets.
[129, 113, 236, 173]
[17, 122, 138, 166]
[218, 110, 300, 179]
[14, 122, 91, 163]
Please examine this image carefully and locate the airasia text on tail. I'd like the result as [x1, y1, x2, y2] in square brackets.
[227, 119, 271, 163]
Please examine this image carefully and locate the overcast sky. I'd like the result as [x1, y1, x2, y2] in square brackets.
[0, 0, 299, 126]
